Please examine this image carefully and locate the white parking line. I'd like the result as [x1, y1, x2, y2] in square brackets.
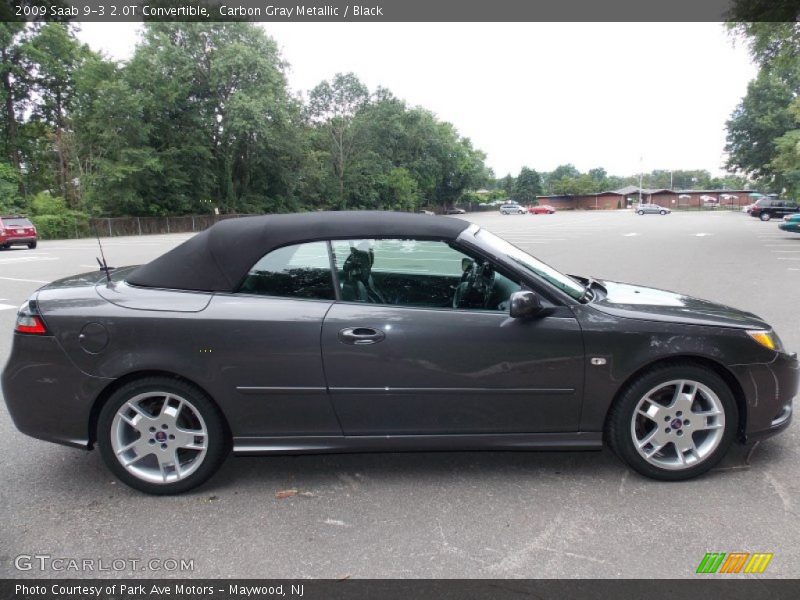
[0, 299, 15, 311]
[695, 233, 713, 237]
[777, 257, 800, 260]
[622, 233, 640, 237]
[0, 256, 58, 264]
[0, 276, 49, 283]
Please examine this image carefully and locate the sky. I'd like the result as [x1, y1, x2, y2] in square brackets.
[75, 22, 757, 178]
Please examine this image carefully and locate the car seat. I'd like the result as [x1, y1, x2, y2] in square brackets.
[341, 247, 387, 303]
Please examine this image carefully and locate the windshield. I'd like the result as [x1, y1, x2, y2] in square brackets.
[472, 228, 586, 300]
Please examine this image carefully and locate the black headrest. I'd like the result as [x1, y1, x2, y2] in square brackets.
[343, 248, 374, 283]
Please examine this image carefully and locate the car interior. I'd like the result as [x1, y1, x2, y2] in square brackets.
[240, 239, 521, 311]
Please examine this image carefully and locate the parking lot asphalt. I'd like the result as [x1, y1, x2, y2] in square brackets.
[0, 209, 798, 579]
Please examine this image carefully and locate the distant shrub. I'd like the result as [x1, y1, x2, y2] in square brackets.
[31, 211, 91, 240]
[30, 191, 68, 216]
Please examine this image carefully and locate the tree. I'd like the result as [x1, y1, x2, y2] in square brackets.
[511, 167, 541, 203]
[382, 167, 419, 211]
[307, 73, 369, 208]
[725, 18, 800, 192]
[0, 159, 20, 212]
[500, 174, 514, 197]
[725, 71, 795, 190]
[0, 23, 30, 176]
[25, 23, 96, 207]
[770, 97, 800, 197]
[122, 23, 304, 215]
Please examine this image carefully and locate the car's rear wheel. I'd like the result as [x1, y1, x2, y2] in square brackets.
[637, 210, 645, 215]
[606, 363, 737, 480]
[760, 212, 771, 221]
[98, 377, 229, 494]
[28, 241, 36, 249]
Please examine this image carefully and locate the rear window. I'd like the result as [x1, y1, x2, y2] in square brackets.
[238, 241, 335, 300]
[1, 217, 33, 227]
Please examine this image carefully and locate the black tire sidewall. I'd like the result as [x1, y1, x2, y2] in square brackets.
[97, 377, 229, 495]
[607, 364, 738, 481]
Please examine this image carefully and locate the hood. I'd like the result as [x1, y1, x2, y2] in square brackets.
[590, 280, 770, 330]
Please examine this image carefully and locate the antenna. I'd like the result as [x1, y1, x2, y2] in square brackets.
[94, 225, 113, 283]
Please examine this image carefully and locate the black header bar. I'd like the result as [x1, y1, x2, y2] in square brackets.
[3, 0, 799, 23]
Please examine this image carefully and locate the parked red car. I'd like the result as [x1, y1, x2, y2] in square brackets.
[0, 215, 38, 249]
[528, 205, 555, 214]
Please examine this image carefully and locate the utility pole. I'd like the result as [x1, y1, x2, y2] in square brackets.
[638, 155, 644, 204]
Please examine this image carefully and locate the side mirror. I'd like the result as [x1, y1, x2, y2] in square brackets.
[509, 290, 543, 318]
[461, 257, 473, 273]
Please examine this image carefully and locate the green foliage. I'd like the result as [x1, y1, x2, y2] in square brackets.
[725, 20, 800, 194]
[30, 210, 89, 239]
[29, 190, 68, 215]
[0, 160, 21, 212]
[770, 97, 800, 197]
[511, 167, 542, 203]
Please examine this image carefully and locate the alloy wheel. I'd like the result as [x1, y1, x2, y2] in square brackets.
[110, 391, 209, 484]
[630, 379, 725, 471]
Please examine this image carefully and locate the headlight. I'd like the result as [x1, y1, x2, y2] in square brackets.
[746, 330, 782, 352]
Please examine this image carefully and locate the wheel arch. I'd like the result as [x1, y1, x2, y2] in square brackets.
[605, 355, 747, 440]
[87, 369, 231, 449]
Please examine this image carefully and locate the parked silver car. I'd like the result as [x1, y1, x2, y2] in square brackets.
[636, 204, 670, 215]
[500, 203, 526, 215]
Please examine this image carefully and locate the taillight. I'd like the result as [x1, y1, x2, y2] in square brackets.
[15, 301, 48, 335]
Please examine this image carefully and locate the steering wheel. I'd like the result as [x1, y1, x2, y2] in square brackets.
[452, 260, 495, 309]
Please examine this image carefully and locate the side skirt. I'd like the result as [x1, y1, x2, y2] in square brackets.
[232, 432, 603, 456]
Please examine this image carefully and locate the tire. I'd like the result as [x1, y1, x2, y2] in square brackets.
[28, 241, 37, 249]
[97, 376, 229, 495]
[606, 362, 738, 481]
[760, 212, 771, 221]
[637, 210, 645, 215]
[660, 210, 667, 215]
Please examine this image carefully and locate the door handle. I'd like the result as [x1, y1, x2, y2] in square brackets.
[338, 327, 386, 345]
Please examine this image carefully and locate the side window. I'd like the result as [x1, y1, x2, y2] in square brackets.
[330, 238, 521, 310]
[239, 241, 335, 300]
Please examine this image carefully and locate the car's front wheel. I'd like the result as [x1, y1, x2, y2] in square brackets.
[606, 363, 737, 480]
[660, 210, 667, 215]
[760, 212, 771, 221]
[98, 377, 229, 494]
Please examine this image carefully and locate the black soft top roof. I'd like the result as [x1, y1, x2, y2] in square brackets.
[126, 211, 470, 292]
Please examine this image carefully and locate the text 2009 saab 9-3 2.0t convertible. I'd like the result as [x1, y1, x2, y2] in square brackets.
[2, 212, 797, 494]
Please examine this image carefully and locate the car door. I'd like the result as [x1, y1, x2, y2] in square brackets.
[205, 241, 343, 437]
[320, 238, 585, 435]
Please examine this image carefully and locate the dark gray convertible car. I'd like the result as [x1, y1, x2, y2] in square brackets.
[2, 212, 797, 494]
